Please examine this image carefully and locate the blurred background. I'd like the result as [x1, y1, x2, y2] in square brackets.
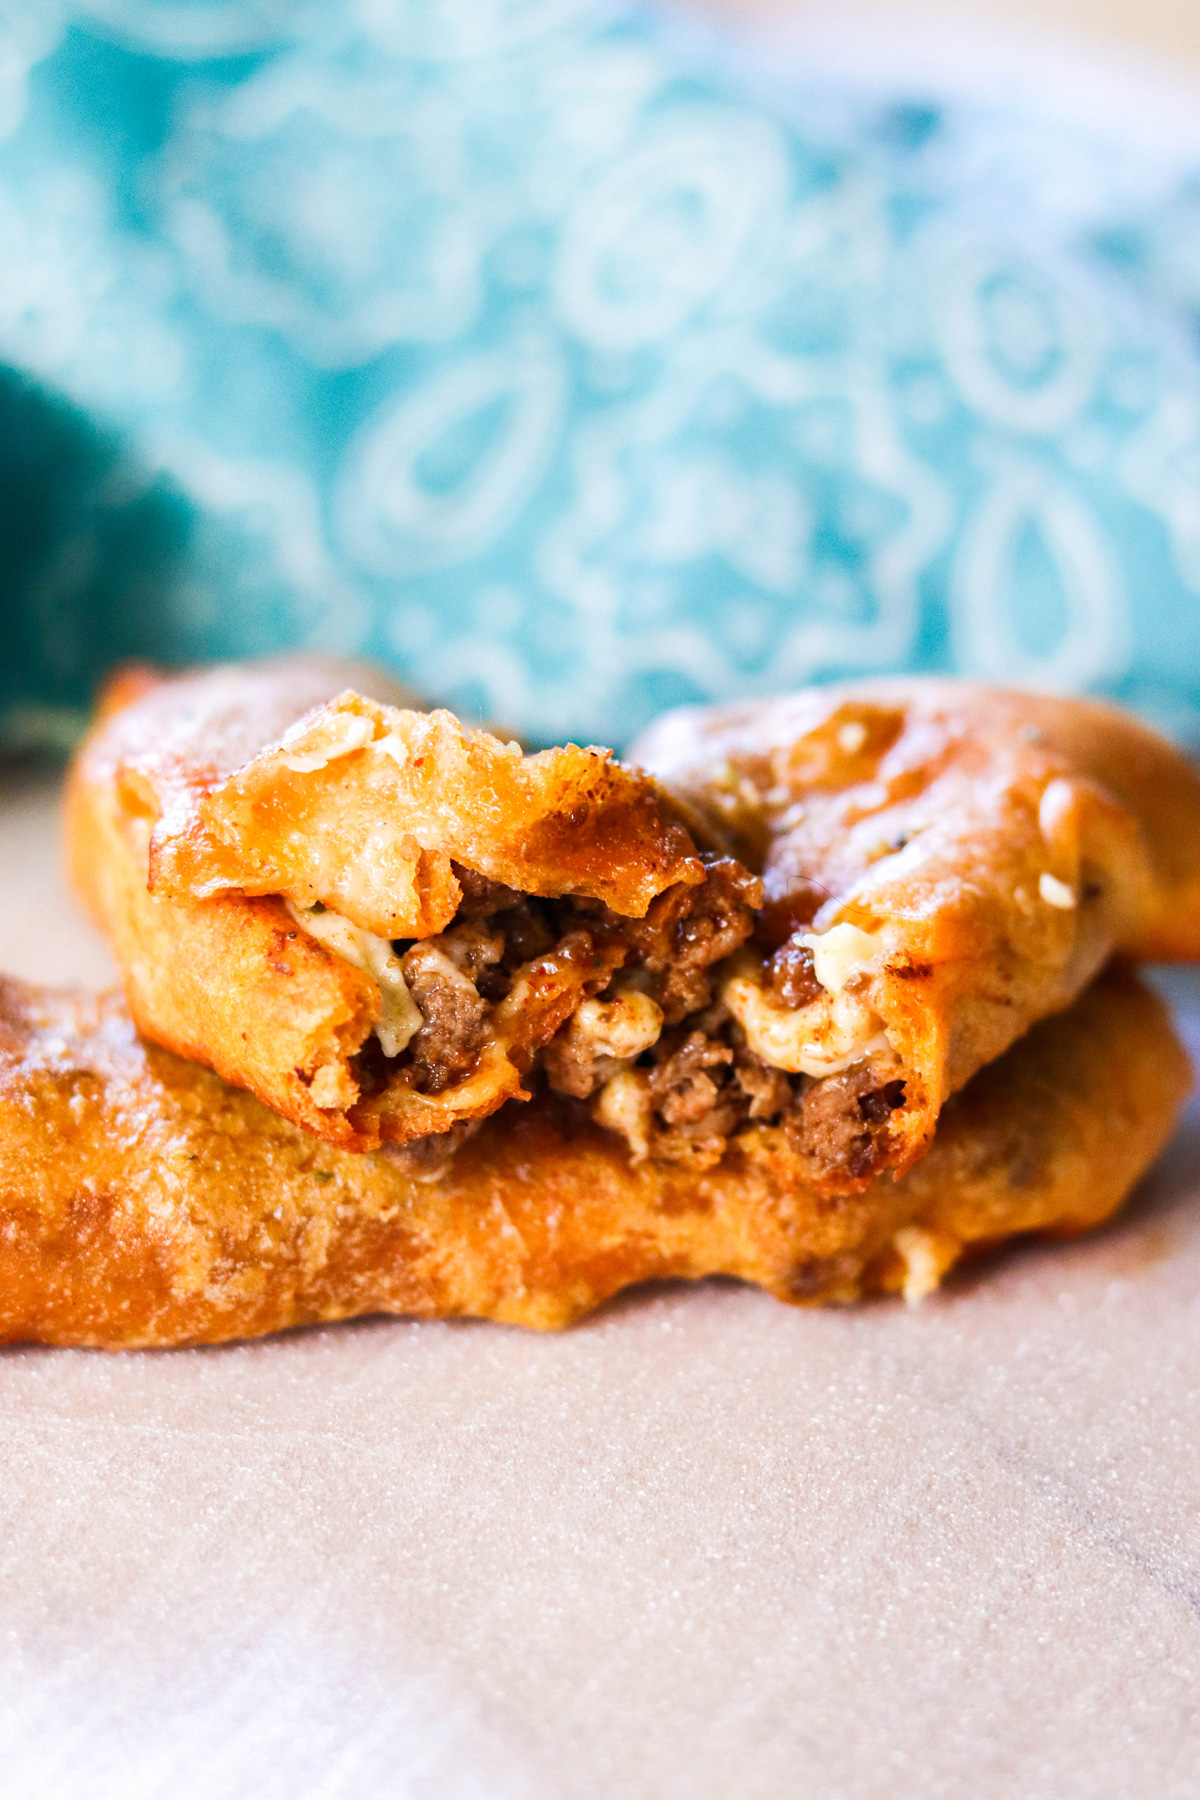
[3, 0, 1200, 755]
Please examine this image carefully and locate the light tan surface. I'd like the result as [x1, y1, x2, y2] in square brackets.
[3, 769, 115, 988]
[694, 0, 1200, 77]
[3, 769, 1200, 1795]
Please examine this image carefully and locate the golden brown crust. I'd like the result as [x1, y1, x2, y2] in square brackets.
[631, 678, 1200, 1185]
[66, 710, 382, 1154]
[0, 968, 1186, 1348]
[151, 691, 701, 933]
[67, 658, 711, 1153]
[99, 667, 702, 934]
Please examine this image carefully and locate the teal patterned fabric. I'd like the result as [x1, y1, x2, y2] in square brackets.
[3, 0, 1200, 752]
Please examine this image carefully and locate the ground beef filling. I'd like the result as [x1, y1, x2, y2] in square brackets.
[401, 938, 493, 1093]
[768, 933, 823, 1007]
[575, 1007, 906, 1179]
[346, 857, 905, 1182]
[351, 856, 760, 1101]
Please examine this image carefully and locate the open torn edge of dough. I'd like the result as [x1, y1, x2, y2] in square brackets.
[127, 691, 933, 1188]
[71, 669, 970, 1192]
[70, 668, 762, 1156]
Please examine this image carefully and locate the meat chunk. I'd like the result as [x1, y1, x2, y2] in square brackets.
[542, 987, 664, 1099]
[450, 863, 523, 920]
[436, 919, 505, 981]
[584, 997, 908, 1183]
[591, 856, 760, 1022]
[785, 1067, 906, 1183]
[633, 1028, 742, 1170]
[400, 942, 489, 1093]
[732, 1049, 792, 1120]
[496, 899, 556, 970]
[768, 932, 823, 1008]
[650, 1029, 733, 1124]
[304, 849, 758, 1163]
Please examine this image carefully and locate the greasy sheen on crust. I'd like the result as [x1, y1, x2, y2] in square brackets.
[0, 968, 1185, 1348]
[66, 659, 709, 1154]
[631, 679, 1200, 1185]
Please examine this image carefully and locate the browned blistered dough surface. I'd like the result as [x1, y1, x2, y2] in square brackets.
[0, 967, 1185, 1349]
[632, 679, 1200, 1182]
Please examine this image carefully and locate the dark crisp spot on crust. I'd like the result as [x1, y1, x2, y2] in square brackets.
[787, 1257, 845, 1300]
[894, 961, 933, 981]
[858, 1079, 906, 1123]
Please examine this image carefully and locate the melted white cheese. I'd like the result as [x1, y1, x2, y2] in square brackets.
[286, 902, 422, 1057]
[800, 922, 883, 992]
[569, 990, 664, 1062]
[721, 923, 889, 1079]
[723, 968, 886, 1078]
[593, 1068, 653, 1163]
[373, 731, 409, 767]
[1038, 872, 1076, 910]
[892, 1225, 959, 1304]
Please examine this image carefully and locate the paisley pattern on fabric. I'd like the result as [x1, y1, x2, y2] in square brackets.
[2, 0, 1200, 750]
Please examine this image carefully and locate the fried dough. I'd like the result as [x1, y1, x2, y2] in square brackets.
[632, 680, 1200, 1188]
[0, 968, 1186, 1348]
[67, 660, 749, 1155]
